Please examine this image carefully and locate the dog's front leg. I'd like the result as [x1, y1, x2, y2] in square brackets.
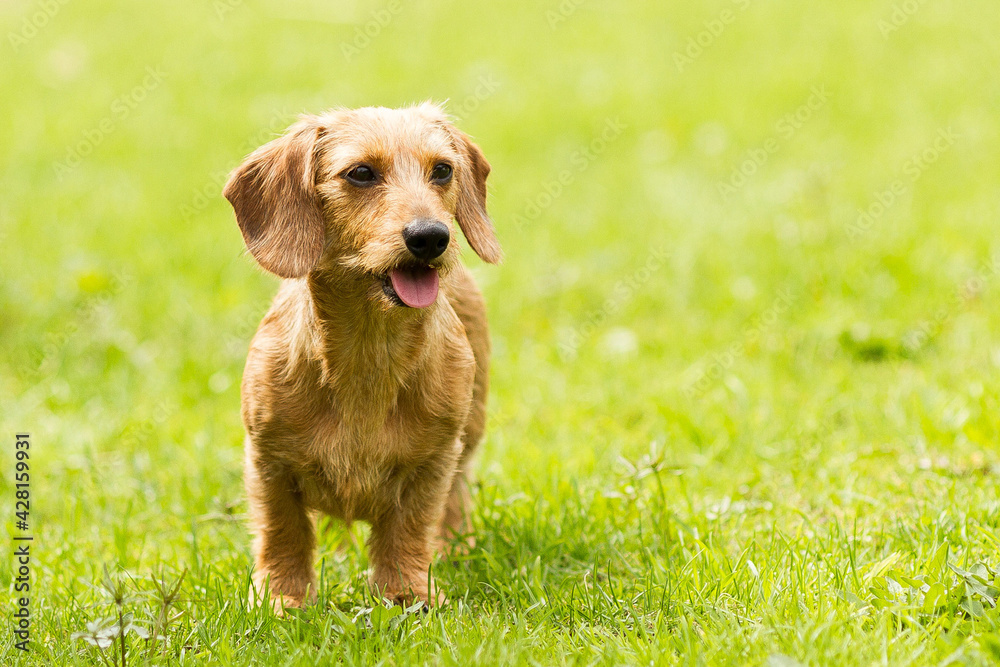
[367, 466, 453, 607]
[245, 453, 317, 610]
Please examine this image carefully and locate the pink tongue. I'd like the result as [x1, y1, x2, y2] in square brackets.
[390, 266, 439, 308]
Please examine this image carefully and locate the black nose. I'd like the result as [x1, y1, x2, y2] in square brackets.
[402, 220, 450, 262]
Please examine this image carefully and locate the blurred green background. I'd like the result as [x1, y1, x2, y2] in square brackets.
[2, 0, 1000, 664]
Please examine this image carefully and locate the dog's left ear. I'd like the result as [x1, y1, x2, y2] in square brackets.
[223, 118, 325, 278]
[450, 129, 502, 264]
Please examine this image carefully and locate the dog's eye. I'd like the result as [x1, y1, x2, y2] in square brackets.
[430, 163, 452, 184]
[345, 165, 377, 186]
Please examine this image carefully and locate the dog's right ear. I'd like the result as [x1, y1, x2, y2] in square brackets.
[223, 118, 325, 278]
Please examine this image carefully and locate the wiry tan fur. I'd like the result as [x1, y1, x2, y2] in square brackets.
[223, 104, 500, 609]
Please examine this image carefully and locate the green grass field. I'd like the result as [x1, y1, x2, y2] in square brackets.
[3, 0, 1000, 664]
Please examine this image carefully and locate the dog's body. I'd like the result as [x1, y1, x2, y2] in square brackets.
[224, 104, 500, 608]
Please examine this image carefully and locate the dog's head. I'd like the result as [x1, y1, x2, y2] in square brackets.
[223, 103, 501, 309]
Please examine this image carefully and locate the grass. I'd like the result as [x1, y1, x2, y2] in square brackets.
[2, 0, 1000, 664]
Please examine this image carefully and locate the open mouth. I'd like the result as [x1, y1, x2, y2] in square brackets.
[381, 265, 439, 308]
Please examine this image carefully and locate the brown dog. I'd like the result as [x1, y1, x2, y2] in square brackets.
[222, 103, 500, 609]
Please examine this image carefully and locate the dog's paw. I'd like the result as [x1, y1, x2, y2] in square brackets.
[371, 577, 445, 608]
[248, 576, 315, 616]
[248, 586, 301, 616]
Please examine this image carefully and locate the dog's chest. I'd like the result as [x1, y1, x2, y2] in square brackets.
[297, 389, 465, 520]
